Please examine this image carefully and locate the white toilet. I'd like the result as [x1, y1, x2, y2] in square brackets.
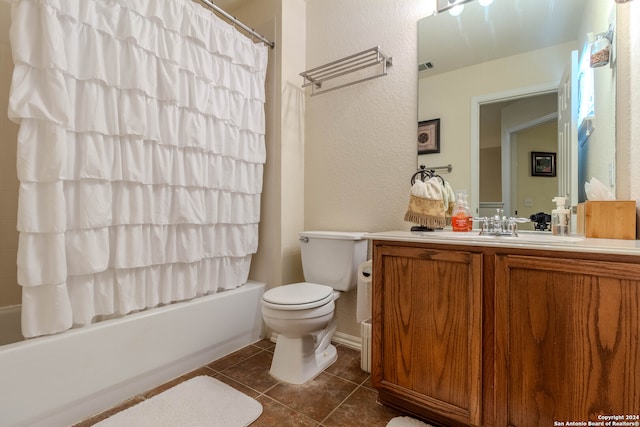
[261, 231, 368, 384]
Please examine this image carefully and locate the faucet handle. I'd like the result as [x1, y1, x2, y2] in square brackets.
[505, 217, 531, 236]
[473, 217, 491, 235]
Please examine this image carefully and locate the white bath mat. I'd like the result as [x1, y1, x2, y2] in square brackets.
[387, 416, 435, 427]
[95, 375, 262, 427]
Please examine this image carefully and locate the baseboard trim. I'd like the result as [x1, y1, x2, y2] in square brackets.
[269, 331, 362, 351]
[333, 331, 361, 350]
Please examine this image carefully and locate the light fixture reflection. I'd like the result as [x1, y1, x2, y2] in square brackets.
[437, 0, 493, 16]
[449, 3, 464, 16]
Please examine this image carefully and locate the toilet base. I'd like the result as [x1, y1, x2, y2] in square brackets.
[269, 334, 338, 384]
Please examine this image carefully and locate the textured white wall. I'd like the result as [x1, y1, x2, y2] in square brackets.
[615, 1, 640, 234]
[630, 3, 640, 203]
[304, 0, 431, 336]
[304, 0, 430, 233]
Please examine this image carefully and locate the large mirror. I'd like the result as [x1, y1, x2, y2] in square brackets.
[418, 0, 617, 227]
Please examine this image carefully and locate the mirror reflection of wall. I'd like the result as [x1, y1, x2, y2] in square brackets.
[513, 121, 558, 229]
[479, 93, 558, 221]
[417, 0, 617, 218]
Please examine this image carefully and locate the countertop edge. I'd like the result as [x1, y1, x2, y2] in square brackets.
[364, 230, 640, 256]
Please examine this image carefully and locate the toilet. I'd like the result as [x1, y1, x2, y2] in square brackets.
[261, 231, 368, 384]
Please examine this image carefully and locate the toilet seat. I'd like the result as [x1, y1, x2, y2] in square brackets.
[262, 282, 334, 311]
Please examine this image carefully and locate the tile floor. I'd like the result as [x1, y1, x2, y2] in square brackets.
[73, 339, 407, 426]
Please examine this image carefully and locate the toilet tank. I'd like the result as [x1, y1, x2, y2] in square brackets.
[299, 231, 368, 291]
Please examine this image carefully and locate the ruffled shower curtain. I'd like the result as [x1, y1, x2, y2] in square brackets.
[6, 0, 268, 338]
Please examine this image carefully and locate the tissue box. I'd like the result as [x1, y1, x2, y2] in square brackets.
[576, 201, 637, 239]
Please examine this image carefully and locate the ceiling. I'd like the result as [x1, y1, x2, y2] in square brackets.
[418, 0, 586, 76]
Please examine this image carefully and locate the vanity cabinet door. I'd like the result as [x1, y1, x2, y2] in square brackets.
[495, 255, 640, 427]
[372, 243, 483, 427]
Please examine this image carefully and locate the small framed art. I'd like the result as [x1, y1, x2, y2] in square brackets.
[531, 151, 556, 177]
[417, 119, 440, 154]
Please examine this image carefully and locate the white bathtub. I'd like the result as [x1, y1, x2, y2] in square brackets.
[0, 281, 265, 427]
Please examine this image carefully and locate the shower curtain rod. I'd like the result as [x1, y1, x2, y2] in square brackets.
[198, 0, 275, 49]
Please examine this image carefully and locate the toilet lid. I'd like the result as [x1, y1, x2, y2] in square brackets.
[262, 282, 334, 308]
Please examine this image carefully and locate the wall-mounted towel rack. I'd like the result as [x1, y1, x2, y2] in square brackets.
[419, 164, 452, 173]
[411, 164, 452, 185]
[300, 46, 392, 96]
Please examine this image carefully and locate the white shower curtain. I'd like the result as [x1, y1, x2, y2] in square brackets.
[6, 0, 268, 338]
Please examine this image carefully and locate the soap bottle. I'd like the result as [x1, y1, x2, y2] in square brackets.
[463, 194, 473, 231]
[551, 196, 570, 236]
[452, 193, 471, 232]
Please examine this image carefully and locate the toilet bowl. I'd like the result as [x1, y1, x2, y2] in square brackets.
[261, 231, 367, 384]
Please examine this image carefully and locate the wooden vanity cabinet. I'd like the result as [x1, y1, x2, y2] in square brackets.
[371, 242, 483, 426]
[495, 254, 640, 426]
[371, 240, 640, 427]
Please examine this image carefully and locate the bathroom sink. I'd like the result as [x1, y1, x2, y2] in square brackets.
[418, 230, 584, 245]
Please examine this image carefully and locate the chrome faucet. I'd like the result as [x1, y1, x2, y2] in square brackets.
[475, 209, 530, 236]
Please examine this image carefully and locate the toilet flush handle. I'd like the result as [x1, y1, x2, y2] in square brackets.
[299, 236, 309, 243]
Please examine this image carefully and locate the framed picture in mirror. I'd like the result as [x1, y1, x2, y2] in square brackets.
[418, 118, 440, 154]
[531, 151, 556, 177]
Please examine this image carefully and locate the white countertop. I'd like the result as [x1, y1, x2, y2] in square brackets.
[365, 229, 640, 256]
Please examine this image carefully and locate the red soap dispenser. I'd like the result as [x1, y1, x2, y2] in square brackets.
[452, 193, 472, 232]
